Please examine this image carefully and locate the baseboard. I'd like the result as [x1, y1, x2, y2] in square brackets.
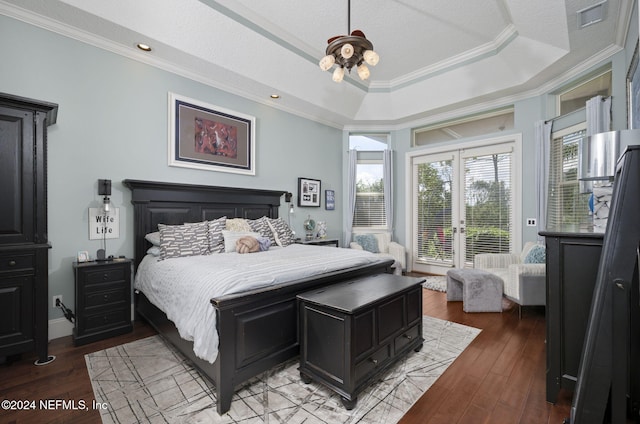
[48, 317, 73, 341]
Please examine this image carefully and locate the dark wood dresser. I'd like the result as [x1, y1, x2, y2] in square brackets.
[73, 259, 133, 346]
[0, 93, 57, 365]
[540, 227, 604, 403]
[297, 274, 424, 409]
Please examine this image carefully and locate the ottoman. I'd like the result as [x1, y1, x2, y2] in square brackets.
[446, 268, 503, 312]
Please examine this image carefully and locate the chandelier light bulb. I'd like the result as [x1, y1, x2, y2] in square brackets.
[340, 43, 354, 59]
[319, 54, 335, 71]
[363, 50, 379, 66]
[332, 67, 345, 82]
[357, 63, 370, 80]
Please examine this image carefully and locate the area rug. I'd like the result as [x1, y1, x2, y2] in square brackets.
[422, 275, 447, 292]
[86, 316, 480, 424]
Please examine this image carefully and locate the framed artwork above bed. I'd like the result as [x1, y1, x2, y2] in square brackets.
[168, 92, 256, 175]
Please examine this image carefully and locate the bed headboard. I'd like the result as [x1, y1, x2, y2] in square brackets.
[123, 179, 285, 269]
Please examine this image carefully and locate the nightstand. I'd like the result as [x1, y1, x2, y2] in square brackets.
[73, 259, 133, 346]
[296, 238, 340, 247]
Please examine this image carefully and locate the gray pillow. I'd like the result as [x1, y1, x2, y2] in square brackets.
[207, 216, 227, 253]
[158, 222, 209, 260]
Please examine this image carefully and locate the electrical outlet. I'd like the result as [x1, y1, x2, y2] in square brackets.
[526, 218, 537, 227]
[53, 295, 62, 308]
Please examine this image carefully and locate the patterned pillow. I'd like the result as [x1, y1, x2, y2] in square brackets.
[226, 218, 252, 232]
[266, 217, 295, 247]
[207, 216, 227, 253]
[354, 234, 379, 253]
[221, 230, 262, 253]
[523, 244, 546, 264]
[249, 216, 277, 245]
[158, 222, 210, 260]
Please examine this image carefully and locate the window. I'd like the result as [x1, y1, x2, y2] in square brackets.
[349, 134, 388, 229]
[413, 107, 514, 146]
[547, 124, 590, 227]
[558, 70, 611, 116]
[354, 162, 386, 228]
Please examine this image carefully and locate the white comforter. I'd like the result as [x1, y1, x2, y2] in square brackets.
[135, 244, 386, 363]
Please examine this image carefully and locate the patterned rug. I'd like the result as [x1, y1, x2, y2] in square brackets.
[422, 275, 447, 292]
[86, 316, 480, 424]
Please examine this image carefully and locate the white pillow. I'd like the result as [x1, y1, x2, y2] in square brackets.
[222, 230, 261, 253]
[145, 231, 161, 246]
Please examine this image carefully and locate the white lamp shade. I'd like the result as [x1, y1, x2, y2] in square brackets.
[357, 63, 370, 80]
[319, 55, 335, 71]
[332, 67, 345, 82]
[363, 50, 379, 66]
[340, 43, 354, 59]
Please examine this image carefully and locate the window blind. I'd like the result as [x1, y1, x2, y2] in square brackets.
[547, 129, 589, 228]
[415, 160, 453, 263]
[463, 153, 512, 263]
[353, 192, 386, 227]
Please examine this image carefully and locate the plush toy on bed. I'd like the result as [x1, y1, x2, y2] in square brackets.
[236, 236, 271, 254]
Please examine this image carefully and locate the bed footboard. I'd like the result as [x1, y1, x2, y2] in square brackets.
[135, 259, 393, 415]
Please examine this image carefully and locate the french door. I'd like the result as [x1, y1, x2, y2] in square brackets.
[409, 138, 519, 275]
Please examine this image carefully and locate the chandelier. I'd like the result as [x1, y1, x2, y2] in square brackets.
[318, 0, 379, 83]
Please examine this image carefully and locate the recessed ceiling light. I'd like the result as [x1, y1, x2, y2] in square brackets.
[136, 43, 152, 52]
[270, 94, 280, 99]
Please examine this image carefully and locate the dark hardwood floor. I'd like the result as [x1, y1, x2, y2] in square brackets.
[0, 285, 572, 424]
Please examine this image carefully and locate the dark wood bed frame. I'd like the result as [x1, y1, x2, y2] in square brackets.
[123, 179, 393, 415]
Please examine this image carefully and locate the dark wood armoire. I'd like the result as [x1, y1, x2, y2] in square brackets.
[0, 93, 58, 365]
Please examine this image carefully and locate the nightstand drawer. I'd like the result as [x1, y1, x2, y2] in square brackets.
[0, 253, 35, 273]
[83, 279, 127, 294]
[83, 308, 129, 331]
[82, 267, 127, 284]
[85, 288, 128, 308]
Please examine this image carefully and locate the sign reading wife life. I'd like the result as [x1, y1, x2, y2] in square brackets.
[88, 208, 120, 240]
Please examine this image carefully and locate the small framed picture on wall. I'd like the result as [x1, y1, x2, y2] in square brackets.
[325, 189, 335, 210]
[298, 177, 321, 207]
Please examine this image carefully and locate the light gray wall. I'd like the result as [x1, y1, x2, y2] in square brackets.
[0, 15, 343, 321]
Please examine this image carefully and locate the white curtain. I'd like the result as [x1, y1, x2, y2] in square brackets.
[344, 149, 358, 247]
[383, 149, 393, 235]
[586, 95, 612, 136]
[534, 120, 553, 240]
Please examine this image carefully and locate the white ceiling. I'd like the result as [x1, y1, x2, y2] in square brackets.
[0, 0, 633, 129]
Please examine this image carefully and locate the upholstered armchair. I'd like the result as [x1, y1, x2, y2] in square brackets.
[473, 241, 546, 317]
[350, 231, 406, 275]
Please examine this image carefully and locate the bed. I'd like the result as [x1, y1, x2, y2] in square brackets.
[123, 179, 394, 415]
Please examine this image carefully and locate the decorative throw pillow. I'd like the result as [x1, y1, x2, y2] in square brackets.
[249, 216, 277, 245]
[354, 234, 379, 253]
[146, 246, 161, 257]
[226, 218, 252, 232]
[236, 236, 260, 254]
[158, 221, 209, 260]
[222, 230, 262, 253]
[523, 244, 546, 264]
[266, 217, 295, 247]
[145, 231, 161, 246]
[207, 216, 227, 253]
